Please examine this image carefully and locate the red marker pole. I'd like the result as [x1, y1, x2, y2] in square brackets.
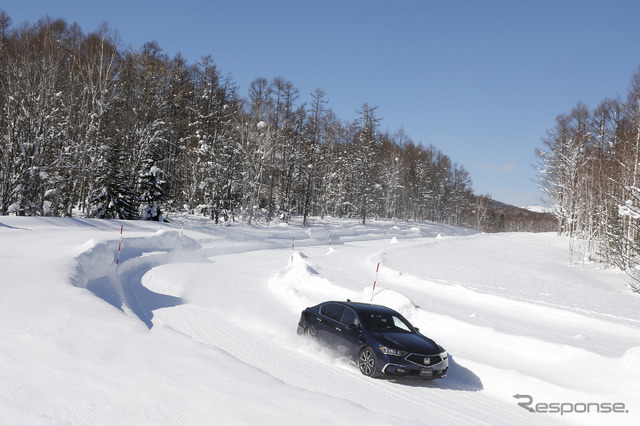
[370, 262, 380, 302]
[116, 225, 123, 264]
[291, 236, 295, 264]
[181, 221, 184, 247]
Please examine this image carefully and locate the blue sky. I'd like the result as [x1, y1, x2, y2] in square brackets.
[3, 0, 640, 206]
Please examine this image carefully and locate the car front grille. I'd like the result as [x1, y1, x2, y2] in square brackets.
[406, 353, 443, 366]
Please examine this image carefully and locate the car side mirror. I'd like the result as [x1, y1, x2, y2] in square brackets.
[414, 327, 420, 333]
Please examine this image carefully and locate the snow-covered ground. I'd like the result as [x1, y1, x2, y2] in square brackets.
[1, 215, 638, 425]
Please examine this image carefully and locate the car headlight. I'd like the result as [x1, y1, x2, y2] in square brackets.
[378, 345, 407, 357]
[439, 350, 448, 359]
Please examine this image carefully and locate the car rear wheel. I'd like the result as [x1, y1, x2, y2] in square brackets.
[359, 347, 378, 377]
[304, 326, 317, 339]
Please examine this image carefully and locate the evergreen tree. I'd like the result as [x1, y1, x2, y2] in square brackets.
[0, 10, 508, 239]
[88, 146, 138, 219]
[138, 158, 167, 221]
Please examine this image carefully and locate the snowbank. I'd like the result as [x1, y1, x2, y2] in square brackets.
[0, 215, 638, 425]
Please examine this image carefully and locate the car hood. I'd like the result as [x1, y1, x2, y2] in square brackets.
[371, 332, 441, 354]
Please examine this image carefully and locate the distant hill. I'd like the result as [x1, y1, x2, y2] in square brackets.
[473, 198, 556, 233]
[521, 205, 554, 214]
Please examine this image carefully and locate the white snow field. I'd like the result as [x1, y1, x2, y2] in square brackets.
[1, 215, 639, 425]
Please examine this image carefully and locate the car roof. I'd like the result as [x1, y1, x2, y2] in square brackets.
[323, 300, 398, 315]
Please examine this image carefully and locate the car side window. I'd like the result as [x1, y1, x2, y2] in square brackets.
[320, 303, 345, 321]
[362, 313, 388, 331]
[340, 307, 359, 327]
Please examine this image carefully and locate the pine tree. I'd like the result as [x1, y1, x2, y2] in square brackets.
[137, 158, 167, 221]
[88, 146, 138, 219]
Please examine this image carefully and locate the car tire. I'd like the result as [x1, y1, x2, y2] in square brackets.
[304, 326, 317, 339]
[359, 347, 378, 377]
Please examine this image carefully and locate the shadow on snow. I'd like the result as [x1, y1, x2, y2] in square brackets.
[383, 355, 483, 391]
[72, 240, 186, 329]
[118, 257, 183, 329]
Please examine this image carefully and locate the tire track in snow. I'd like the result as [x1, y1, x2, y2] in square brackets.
[145, 245, 557, 425]
[366, 238, 640, 422]
[153, 301, 537, 426]
[74, 227, 560, 425]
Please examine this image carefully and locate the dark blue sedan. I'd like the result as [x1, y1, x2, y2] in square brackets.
[297, 300, 448, 379]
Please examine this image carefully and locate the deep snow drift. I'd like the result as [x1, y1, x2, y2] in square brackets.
[0, 215, 638, 425]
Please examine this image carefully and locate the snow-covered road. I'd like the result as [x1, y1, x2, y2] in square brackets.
[1, 216, 638, 425]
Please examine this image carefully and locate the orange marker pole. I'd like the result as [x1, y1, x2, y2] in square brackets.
[116, 225, 123, 264]
[291, 236, 295, 264]
[370, 262, 380, 302]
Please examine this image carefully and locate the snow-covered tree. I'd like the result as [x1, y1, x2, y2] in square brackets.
[88, 146, 138, 219]
[0, 10, 491, 236]
[137, 159, 167, 221]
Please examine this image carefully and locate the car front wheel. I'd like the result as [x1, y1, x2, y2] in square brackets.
[359, 347, 378, 377]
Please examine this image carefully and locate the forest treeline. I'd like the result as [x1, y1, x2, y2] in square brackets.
[536, 68, 640, 292]
[0, 12, 552, 232]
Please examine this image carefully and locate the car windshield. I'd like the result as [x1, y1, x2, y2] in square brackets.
[360, 312, 414, 334]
